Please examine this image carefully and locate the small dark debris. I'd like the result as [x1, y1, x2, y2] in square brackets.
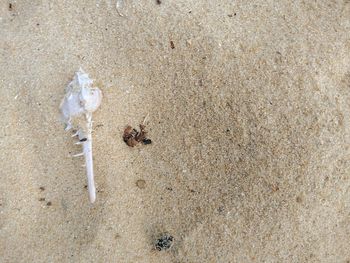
[136, 179, 146, 189]
[189, 189, 196, 193]
[228, 14, 233, 17]
[170, 41, 175, 49]
[46, 201, 52, 206]
[95, 124, 104, 130]
[189, 10, 192, 13]
[84, 185, 88, 189]
[142, 138, 152, 145]
[123, 124, 151, 147]
[39, 186, 45, 191]
[39, 198, 45, 202]
[166, 187, 173, 191]
[9, 3, 13, 11]
[226, 129, 230, 132]
[296, 196, 302, 203]
[79, 138, 87, 142]
[36, 23, 40, 26]
[156, 0, 161, 4]
[271, 184, 279, 192]
[155, 234, 174, 251]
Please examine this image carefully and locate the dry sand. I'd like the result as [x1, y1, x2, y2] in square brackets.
[1, 1, 350, 262]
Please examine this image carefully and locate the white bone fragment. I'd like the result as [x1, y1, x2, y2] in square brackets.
[60, 69, 102, 203]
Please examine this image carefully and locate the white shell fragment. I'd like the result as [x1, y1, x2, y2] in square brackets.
[60, 69, 102, 203]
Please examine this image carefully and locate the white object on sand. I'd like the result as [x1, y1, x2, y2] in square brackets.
[60, 69, 102, 203]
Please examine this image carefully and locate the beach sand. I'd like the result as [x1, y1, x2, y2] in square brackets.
[1, 1, 350, 262]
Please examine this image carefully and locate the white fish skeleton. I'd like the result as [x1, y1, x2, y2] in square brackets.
[60, 69, 102, 203]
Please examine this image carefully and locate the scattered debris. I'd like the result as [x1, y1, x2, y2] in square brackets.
[155, 233, 174, 251]
[142, 138, 152, 145]
[95, 123, 104, 129]
[123, 124, 152, 147]
[46, 201, 52, 206]
[218, 206, 224, 213]
[39, 198, 45, 202]
[271, 184, 279, 192]
[170, 41, 175, 49]
[39, 186, 45, 191]
[8, 3, 13, 11]
[296, 196, 302, 203]
[136, 179, 146, 189]
[156, 0, 162, 4]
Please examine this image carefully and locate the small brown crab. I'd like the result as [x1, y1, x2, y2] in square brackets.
[123, 124, 152, 147]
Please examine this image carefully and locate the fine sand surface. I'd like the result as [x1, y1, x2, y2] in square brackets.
[1, 1, 350, 262]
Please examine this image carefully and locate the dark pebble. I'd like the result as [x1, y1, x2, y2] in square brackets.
[155, 234, 174, 251]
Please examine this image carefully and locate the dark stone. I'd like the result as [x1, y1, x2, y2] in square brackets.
[155, 234, 173, 251]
